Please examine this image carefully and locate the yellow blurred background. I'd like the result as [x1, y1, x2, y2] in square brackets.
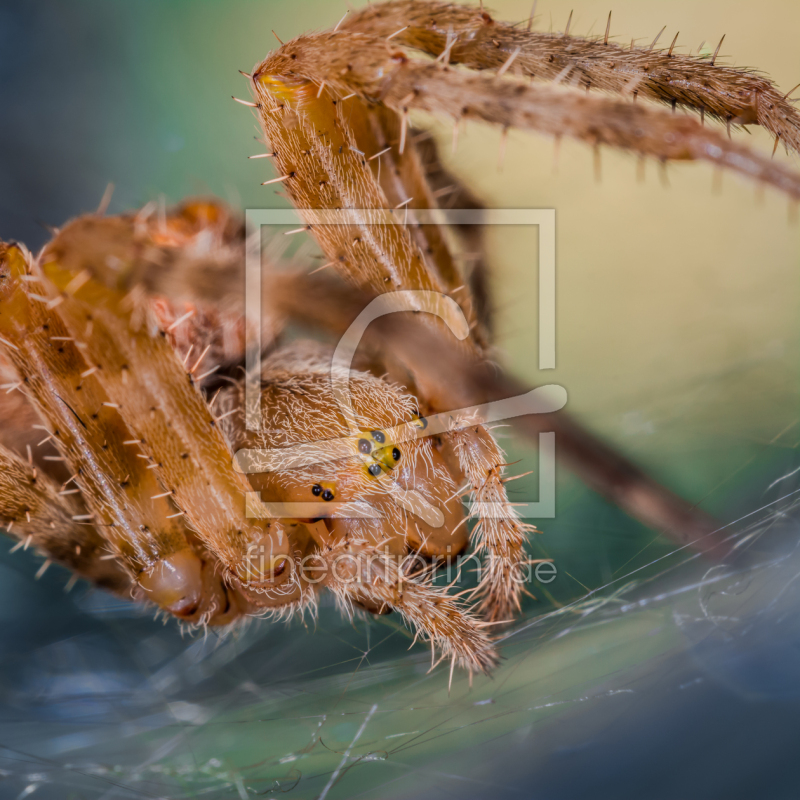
[432, 0, 800, 442]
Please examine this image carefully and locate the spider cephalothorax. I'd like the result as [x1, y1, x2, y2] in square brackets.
[2, 0, 800, 676]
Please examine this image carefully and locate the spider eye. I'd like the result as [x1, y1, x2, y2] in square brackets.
[316, 480, 337, 500]
[358, 438, 372, 454]
[368, 463, 383, 477]
[392, 447, 401, 462]
[271, 558, 288, 579]
[370, 430, 386, 444]
[412, 413, 428, 430]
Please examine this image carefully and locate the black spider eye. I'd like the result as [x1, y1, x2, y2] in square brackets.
[311, 484, 322, 496]
[392, 447, 401, 461]
[322, 489, 334, 501]
[371, 430, 386, 444]
[358, 438, 372, 454]
[368, 463, 382, 477]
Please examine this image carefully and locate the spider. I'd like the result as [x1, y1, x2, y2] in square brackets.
[1, 0, 799, 678]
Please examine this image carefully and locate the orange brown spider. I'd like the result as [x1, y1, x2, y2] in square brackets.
[2, 0, 800, 675]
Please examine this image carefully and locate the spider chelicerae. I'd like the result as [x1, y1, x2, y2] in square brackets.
[1, 0, 799, 677]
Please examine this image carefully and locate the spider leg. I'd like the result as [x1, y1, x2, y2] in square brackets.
[0, 243, 214, 617]
[345, 0, 800, 156]
[255, 31, 800, 200]
[344, 102, 467, 292]
[250, 73, 489, 407]
[445, 421, 535, 622]
[0, 200, 269, 472]
[0, 318, 246, 624]
[348, 101, 491, 346]
[311, 536, 498, 674]
[331, 100, 493, 349]
[19, 222, 296, 597]
[413, 132, 493, 338]
[0, 439, 131, 594]
[0, 355, 74, 480]
[251, 74, 455, 303]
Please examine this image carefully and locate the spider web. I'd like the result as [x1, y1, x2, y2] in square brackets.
[1, 348, 799, 800]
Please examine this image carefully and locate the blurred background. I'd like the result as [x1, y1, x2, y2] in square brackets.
[0, 1, 798, 798]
